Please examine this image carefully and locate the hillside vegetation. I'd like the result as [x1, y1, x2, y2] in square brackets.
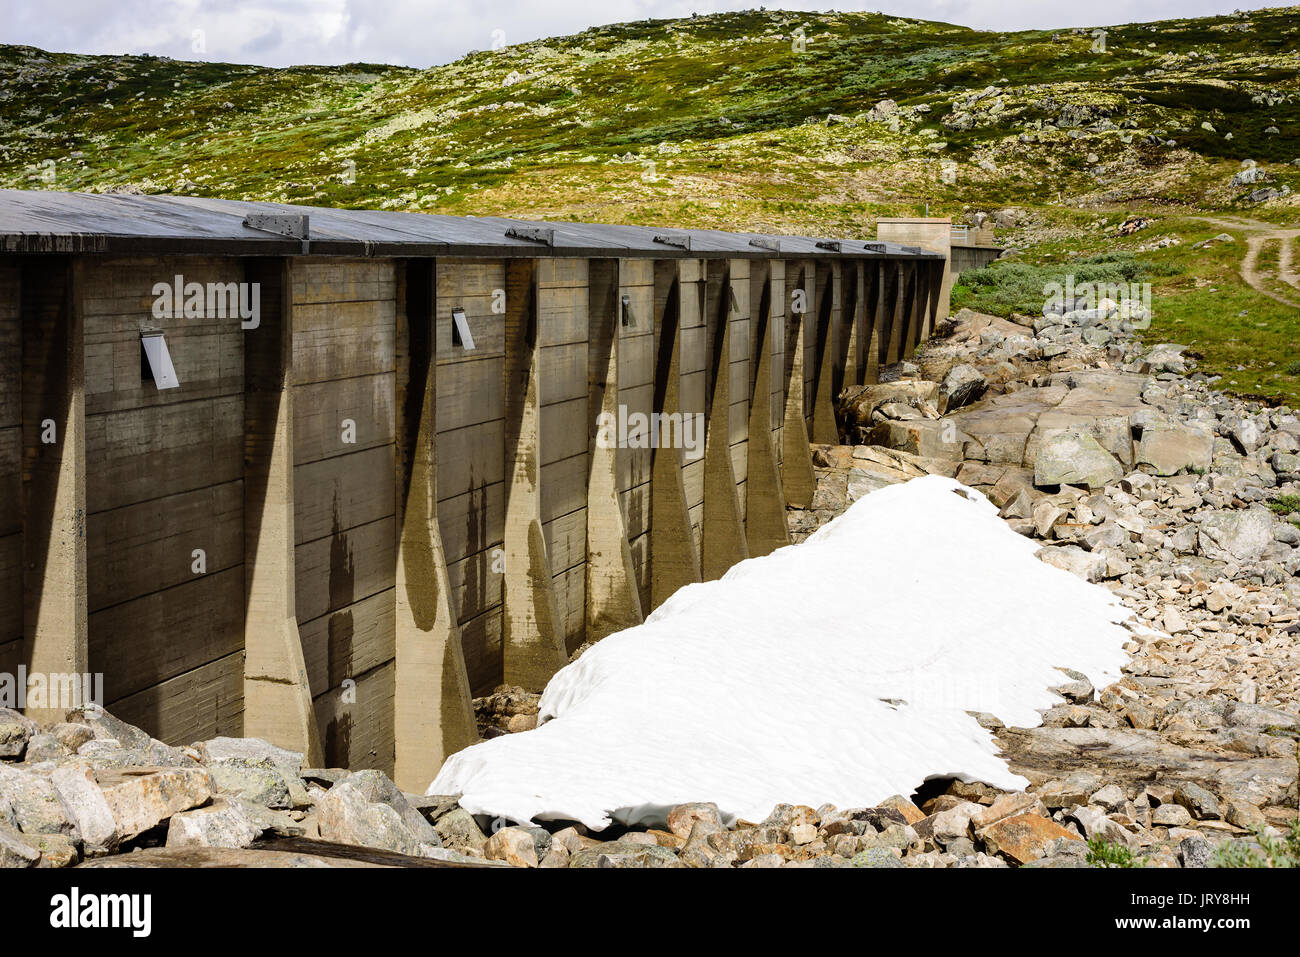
[1, 7, 1298, 396]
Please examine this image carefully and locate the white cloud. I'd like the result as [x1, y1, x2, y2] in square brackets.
[1, 0, 1279, 68]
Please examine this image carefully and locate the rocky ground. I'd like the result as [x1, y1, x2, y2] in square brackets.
[3, 303, 1298, 869]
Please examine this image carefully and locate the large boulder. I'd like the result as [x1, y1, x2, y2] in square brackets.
[867, 419, 967, 460]
[0, 765, 78, 839]
[433, 807, 487, 854]
[0, 824, 41, 868]
[569, 840, 684, 868]
[1033, 429, 1123, 489]
[939, 364, 987, 413]
[315, 773, 440, 855]
[1036, 545, 1107, 583]
[1135, 420, 1214, 475]
[0, 709, 36, 759]
[483, 826, 542, 867]
[1196, 508, 1277, 563]
[979, 813, 1082, 865]
[342, 770, 440, 844]
[198, 736, 306, 809]
[1271, 451, 1300, 482]
[95, 766, 216, 842]
[166, 799, 263, 849]
[49, 764, 118, 854]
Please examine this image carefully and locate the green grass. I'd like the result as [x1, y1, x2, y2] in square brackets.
[952, 221, 1300, 405]
[1086, 837, 1146, 868]
[1268, 494, 1300, 516]
[952, 251, 1182, 317]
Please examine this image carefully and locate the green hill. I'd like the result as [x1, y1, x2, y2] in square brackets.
[2, 7, 1299, 396]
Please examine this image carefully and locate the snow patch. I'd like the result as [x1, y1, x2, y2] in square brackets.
[430, 475, 1135, 830]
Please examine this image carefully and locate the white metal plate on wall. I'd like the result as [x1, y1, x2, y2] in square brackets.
[451, 307, 476, 350]
[141, 333, 181, 390]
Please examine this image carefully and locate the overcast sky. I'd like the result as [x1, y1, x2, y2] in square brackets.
[2, 1, 1282, 68]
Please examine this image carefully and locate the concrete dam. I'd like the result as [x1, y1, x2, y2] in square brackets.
[0, 189, 949, 791]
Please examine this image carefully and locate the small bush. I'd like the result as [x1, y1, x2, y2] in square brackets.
[952, 252, 1184, 318]
[1086, 837, 1145, 868]
[1211, 819, 1300, 868]
[1267, 494, 1300, 516]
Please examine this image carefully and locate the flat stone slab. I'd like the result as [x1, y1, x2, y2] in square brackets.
[77, 838, 503, 868]
[996, 726, 1296, 809]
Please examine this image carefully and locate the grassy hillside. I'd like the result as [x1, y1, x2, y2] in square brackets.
[2, 7, 1299, 396]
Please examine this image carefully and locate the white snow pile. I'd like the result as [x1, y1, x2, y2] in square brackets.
[430, 475, 1137, 830]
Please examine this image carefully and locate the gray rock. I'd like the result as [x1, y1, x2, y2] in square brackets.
[1034, 429, 1124, 489]
[0, 764, 78, 839]
[208, 758, 291, 809]
[197, 736, 303, 774]
[1069, 805, 1134, 846]
[1135, 421, 1214, 475]
[166, 799, 263, 849]
[433, 807, 487, 853]
[0, 822, 41, 867]
[1140, 344, 1189, 375]
[1196, 508, 1277, 563]
[940, 364, 987, 413]
[1160, 698, 1300, 734]
[1084, 521, 1128, 550]
[22, 733, 71, 763]
[1247, 185, 1291, 203]
[315, 778, 430, 856]
[409, 793, 462, 824]
[1151, 803, 1192, 827]
[1271, 451, 1300, 480]
[1088, 785, 1126, 811]
[1021, 851, 1088, 868]
[49, 764, 117, 854]
[1179, 834, 1213, 868]
[421, 844, 505, 866]
[1231, 167, 1265, 187]
[1173, 782, 1221, 821]
[0, 708, 37, 759]
[340, 770, 439, 845]
[1036, 544, 1107, 582]
[1169, 524, 1199, 553]
[848, 847, 904, 867]
[569, 840, 684, 868]
[1053, 669, 1095, 704]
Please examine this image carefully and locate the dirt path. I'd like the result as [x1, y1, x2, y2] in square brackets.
[1194, 215, 1300, 307]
